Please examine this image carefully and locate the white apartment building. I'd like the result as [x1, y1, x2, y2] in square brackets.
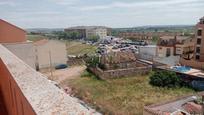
[86, 28, 108, 39]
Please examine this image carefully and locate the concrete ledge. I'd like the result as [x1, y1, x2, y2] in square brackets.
[0, 44, 97, 115]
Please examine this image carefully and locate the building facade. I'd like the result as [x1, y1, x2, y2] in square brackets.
[34, 39, 67, 69]
[179, 17, 204, 70]
[194, 17, 204, 61]
[0, 19, 26, 43]
[118, 32, 182, 41]
[156, 36, 195, 58]
[65, 26, 111, 39]
[86, 27, 108, 39]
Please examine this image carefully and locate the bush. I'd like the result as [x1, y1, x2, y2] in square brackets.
[149, 71, 181, 88]
[81, 70, 98, 80]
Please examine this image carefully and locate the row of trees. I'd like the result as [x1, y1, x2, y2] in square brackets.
[53, 31, 81, 40]
[53, 31, 100, 42]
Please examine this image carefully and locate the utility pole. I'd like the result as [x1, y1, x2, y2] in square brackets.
[49, 51, 53, 80]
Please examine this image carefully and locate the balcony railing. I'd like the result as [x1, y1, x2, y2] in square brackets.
[0, 44, 97, 115]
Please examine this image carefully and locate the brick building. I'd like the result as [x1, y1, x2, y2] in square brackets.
[0, 19, 26, 43]
[180, 16, 204, 69]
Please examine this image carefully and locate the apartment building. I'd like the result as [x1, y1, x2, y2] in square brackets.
[64, 26, 86, 39]
[118, 32, 182, 41]
[86, 27, 107, 39]
[156, 36, 195, 58]
[194, 17, 204, 61]
[64, 26, 111, 39]
[179, 17, 204, 69]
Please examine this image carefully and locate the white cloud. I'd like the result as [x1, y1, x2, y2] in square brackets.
[0, 1, 18, 6]
[81, 0, 202, 11]
[50, 0, 78, 5]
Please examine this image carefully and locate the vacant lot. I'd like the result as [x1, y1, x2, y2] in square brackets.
[26, 35, 47, 41]
[63, 74, 195, 115]
[66, 41, 97, 55]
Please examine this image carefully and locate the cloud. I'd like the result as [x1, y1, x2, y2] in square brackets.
[0, 1, 18, 6]
[80, 0, 202, 11]
[50, 0, 78, 5]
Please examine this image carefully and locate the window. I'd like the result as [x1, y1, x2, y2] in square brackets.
[197, 30, 202, 36]
[166, 48, 171, 57]
[196, 55, 200, 60]
[197, 38, 201, 45]
[196, 47, 200, 53]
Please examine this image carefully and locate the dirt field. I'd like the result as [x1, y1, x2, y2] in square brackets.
[42, 66, 86, 84]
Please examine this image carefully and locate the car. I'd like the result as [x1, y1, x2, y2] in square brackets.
[55, 64, 68, 70]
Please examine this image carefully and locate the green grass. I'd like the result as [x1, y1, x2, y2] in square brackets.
[26, 35, 47, 42]
[66, 41, 97, 55]
[64, 74, 195, 115]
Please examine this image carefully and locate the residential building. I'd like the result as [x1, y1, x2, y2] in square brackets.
[64, 26, 111, 39]
[64, 26, 86, 39]
[34, 39, 67, 70]
[86, 27, 107, 39]
[156, 36, 176, 57]
[180, 16, 204, 69]
[118, 32, 182, 42]
[0, 19, 26, 43]
[0, 19, 36, 69]
[194, 16, 204, 61]
[156, 36, 195, 58]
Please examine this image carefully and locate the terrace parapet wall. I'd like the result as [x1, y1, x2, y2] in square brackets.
[0, 44, 97, 115]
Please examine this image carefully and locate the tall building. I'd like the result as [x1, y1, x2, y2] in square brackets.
[179, 16, 204, 69]
[194, 17, 204, 61]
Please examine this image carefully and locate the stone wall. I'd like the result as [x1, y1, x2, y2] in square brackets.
[89, 66, 151, 80]
[180, 58, 204, 70]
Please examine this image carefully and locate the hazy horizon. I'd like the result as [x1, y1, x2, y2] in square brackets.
[1, 0, 204, 29]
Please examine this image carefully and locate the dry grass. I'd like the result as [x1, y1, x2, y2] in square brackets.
[26, 35, 47, 41]
[65, 75, 195, 115]
[66, 41, 97, 55]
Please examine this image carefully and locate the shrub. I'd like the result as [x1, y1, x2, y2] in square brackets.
[149, 70, 181, 88]
[81, 70, 98, 80]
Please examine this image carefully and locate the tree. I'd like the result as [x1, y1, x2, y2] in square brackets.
[152, 36, 159, 44]
[88, 35, 100, 42]
[85, 56, 100, 67]
[149, 71, 181, 88]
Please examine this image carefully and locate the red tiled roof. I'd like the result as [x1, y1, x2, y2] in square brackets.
[182, 102, 202, 114]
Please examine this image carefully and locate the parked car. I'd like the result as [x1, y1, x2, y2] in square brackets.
[55, 64, 68, 70]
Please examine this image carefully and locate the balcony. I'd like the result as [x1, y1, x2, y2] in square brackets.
[0, 44, 97, 115]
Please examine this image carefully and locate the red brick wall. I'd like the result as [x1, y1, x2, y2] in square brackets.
[0, 59, 36, 115]
[0, 20, 26, 43]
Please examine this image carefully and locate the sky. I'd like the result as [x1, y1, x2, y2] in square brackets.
[1, 0, 204, 28]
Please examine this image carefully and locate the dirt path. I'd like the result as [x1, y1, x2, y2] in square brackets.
[42, 65, 86, 83]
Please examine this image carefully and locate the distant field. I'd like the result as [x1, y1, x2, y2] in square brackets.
[66, 41, 97, 55]
[64, 74, 195, 114]
[26, 35, 47, 42]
